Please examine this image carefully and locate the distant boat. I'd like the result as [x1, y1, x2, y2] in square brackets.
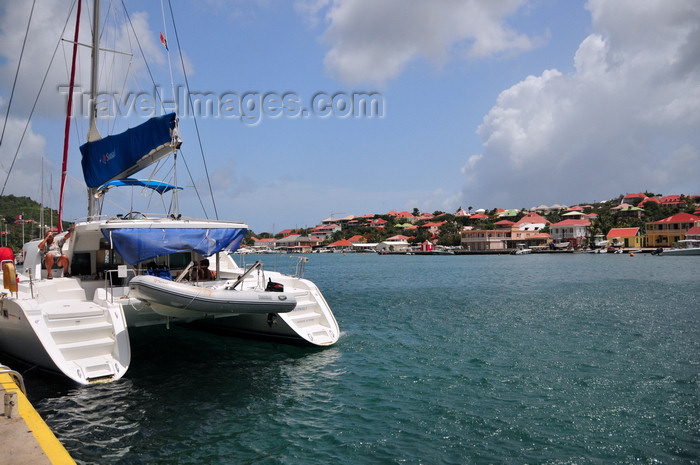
[661, 239, 700, 256]
[511, 243, 532, 255]
[593, 235, 608, 248]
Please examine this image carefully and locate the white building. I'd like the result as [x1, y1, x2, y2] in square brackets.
[376, 240, 411, 253]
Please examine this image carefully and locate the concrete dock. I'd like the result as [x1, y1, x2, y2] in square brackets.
[0, 365, 76, 465]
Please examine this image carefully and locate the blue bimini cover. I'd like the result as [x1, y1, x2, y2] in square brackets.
[102, 227, 247, 265]
[80, 113, 178, 188]
[97, 179, 182, 195]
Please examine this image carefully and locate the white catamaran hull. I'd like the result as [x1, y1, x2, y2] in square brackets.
[0, 275, 130, 384]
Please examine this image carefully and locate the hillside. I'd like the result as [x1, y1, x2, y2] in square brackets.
[0, 195, 66, 251]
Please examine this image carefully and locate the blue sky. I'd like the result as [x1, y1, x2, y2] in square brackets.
[1, 0, 698, 233]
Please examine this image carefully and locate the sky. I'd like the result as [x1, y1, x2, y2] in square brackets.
[0, 0, 698, 233]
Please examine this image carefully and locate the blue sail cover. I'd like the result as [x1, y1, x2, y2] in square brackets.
[103, 227, 247, 265]
[97, 179, 182, 195]
[80, 113, 178, 188]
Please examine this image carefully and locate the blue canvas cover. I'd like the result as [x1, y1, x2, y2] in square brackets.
[102, 227, 247, 265]
[80, 113, 178, 188]
[97, 179, 182, 195]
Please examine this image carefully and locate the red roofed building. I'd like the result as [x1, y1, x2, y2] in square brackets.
[550, 219, 591, 248]
[327, 239, 353, 251]
[645, 212, 700, 247]
[421, 221, 446, 237]
[371, 218, 387, 229]
[514, 212, 548, 229]
[638, 197, 661, 207]
[461, 228, 510, 251]
[395, 211, 417, 223]
[659, 195, 683, 206]
[251, 237, 277, 251]
[277, 228, 300, 236]
[311, 223, 341, 240]
[623, 193, 646, 205]
[470, 213, 489, 220]
[510, 212, 549, 243]
[607, 227, 643, 248]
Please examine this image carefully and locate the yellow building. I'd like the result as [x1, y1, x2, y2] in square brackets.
[644, 213, 700, 247]
[606, 227, 643, 248]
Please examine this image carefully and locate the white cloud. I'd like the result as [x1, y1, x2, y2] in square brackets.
[460, 0, 700, 209]
[297, 0, 537, 85]
[0, 115, 48, 198]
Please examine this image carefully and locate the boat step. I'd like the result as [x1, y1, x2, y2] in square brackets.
[46, 306, 105, 321]
[49, 320, 113, 335]
[304, 324, 335, 344]
[57, 337, 115, 352]
[287, 311, 320, 322]
[71, 356, 119, 380]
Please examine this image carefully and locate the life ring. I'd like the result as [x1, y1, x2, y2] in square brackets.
[3, 262, 17, 293]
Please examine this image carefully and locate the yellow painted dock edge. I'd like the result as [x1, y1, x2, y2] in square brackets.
[0, 372, 76, 465]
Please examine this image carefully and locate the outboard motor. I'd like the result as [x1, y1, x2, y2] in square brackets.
[265, 278, 284, 292]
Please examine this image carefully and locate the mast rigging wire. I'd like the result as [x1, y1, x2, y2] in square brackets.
[120, 0, 210, 218]
[167, 0, 219, 220]
[1, 0, 78, 196]
[0, 0, 37, 152]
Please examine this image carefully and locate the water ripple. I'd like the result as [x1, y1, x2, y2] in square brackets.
[20, 254, 700, 464]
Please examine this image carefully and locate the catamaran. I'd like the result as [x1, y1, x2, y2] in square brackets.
[0, 1, 339, 385]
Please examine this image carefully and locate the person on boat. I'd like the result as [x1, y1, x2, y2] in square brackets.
[196, 259, 215, 281]
[38, 225, 74, 279]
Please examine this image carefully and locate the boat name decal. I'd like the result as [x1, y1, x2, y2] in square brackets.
[100, 151, 116, 164]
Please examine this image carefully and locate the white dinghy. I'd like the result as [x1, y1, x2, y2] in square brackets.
[128, 275, 297, 318]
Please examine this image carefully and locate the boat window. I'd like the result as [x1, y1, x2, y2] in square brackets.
[168, 252, 191, 269]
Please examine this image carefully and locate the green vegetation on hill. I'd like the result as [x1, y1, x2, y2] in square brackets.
[0, 195, 69, 251]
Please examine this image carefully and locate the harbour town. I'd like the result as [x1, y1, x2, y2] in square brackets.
[235, 192, 700, 255]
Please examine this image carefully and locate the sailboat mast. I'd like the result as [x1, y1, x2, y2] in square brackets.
[57, 0, 82, 233]
[87, 0, 101, 144]
[86, 0, 101, 219]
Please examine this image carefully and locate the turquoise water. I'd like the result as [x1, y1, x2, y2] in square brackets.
[25, 253, 700, 464]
